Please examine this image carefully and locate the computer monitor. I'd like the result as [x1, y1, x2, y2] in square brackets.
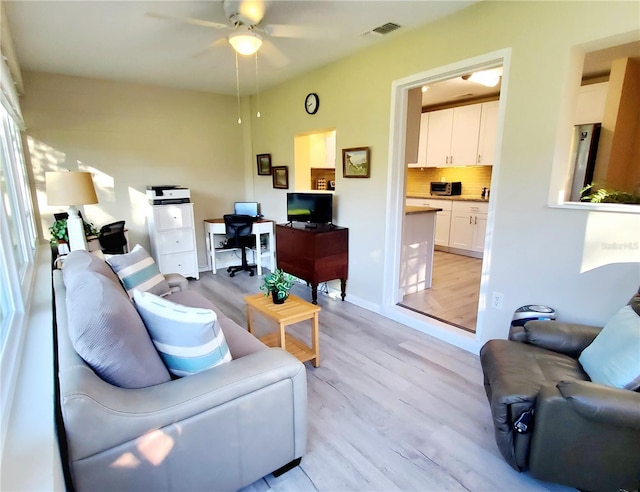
[234, 202, 260, 217]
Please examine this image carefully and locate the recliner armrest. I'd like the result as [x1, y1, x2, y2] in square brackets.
[522, 320, 602, 358]
[557, 380, 640, 430]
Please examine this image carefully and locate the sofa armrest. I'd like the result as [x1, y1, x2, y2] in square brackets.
[61, 348, 307, 461]
[522, 320, 602, 357]
[164, 272, 188, 292]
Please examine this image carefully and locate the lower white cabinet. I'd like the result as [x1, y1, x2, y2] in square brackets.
[449, 201, 488, 255]
[148, 203, 199, 279]
[406, 198, 451, 246]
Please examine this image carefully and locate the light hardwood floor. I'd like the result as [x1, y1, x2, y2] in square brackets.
[400, 251, 482, 333]
[189, 270, 573, 492]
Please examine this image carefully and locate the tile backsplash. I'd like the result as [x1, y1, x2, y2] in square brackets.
[406, 166, 492, 197]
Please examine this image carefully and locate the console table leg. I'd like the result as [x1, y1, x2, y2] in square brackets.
[340, 278, 347, 301]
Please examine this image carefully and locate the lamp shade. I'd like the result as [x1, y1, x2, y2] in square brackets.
[46, 171, 98, 206]
[228, 30, 263, 56]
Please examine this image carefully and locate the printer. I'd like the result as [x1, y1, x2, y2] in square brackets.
[146, 185, 191, 205]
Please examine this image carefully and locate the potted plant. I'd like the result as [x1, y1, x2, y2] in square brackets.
[260, 269, 295, 304]
[49, 219, 69, 254]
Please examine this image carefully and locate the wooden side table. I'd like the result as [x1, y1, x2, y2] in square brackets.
[244, 293, 321, 367]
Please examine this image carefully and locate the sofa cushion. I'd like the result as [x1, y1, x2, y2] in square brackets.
[62, 249, 121, 288]
[106, 244, 170, 299]
[133, 290, 232, 377]
[66, 271, 171, 388]
[579, 305, 640, 390]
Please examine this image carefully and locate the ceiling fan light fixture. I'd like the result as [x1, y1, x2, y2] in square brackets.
[462, 68, 503, 87]
[228, 30, 263, 55]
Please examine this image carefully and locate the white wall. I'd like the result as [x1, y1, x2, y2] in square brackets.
[247, 1, 640, 343]
[21, 72, 246, 270]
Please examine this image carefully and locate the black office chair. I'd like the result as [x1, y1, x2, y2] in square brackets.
[98, 221, 127, 255]
[223, 214, 256, 277]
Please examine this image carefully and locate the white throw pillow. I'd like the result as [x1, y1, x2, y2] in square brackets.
[579, 305, 640, 390]
[133, 290, 232, 377]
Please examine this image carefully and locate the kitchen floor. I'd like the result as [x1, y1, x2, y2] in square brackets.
[399, 251, 482, 333]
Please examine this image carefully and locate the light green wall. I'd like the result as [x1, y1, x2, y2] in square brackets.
[247, 1, 640, 339]
[22, 72, 245, 269]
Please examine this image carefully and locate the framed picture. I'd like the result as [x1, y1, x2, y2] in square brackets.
[257, 154, 272, 175]
[342, 147, 370, 178]
[272, 166, 289, 189]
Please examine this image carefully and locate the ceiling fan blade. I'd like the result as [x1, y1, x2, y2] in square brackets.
[146, 11, 229, 30]
[258, 39, 290, 68]
[191, 38, 229, 59]
[262, 24, 338, 39]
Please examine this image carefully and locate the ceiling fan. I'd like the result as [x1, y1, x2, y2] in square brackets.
[147, 0, 326, 61]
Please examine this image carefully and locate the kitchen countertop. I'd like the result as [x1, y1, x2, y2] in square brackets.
[407, 194, 490, 203]
[405, 205, 442, 215]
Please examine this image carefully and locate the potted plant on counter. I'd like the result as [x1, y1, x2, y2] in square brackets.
[260, 269, 295, 304]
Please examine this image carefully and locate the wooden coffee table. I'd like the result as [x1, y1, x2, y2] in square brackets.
[244, 293, 321, 367]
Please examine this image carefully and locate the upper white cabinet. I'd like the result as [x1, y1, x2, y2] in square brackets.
[477, 101, 499, 165]
[573, 82, 608, 125]
[426, 105, 482, 167]
[408, 113, 429, 168]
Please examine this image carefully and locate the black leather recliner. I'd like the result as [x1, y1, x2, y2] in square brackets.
[480, 293, 640, 491]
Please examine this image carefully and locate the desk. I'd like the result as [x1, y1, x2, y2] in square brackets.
[204, 218, 275, 276]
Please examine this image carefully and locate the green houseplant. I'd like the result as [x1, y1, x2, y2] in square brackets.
[49, 219, 69, 245]
[260, 269, 295, 304]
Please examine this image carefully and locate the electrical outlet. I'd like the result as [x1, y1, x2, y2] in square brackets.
[491, 292, 504, 310]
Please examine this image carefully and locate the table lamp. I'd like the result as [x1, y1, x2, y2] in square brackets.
[46, 171, 98, 251]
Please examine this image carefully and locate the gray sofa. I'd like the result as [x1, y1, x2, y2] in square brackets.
[53, 250, 307, 492]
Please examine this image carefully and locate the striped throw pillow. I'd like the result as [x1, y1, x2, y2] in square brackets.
[106, 244, 171, 299]
[133, 290, 232, 377]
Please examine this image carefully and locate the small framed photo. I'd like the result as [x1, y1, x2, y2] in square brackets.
[342, 147, 370, 178]
[257, 154, 272, 175]
[272, 166, 289, 189]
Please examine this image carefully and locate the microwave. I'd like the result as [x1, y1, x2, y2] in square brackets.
[430, 181, 462, 196]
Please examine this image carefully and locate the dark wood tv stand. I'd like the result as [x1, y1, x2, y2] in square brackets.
[276, 223, 348, 304]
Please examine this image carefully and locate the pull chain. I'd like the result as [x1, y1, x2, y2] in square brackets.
[255, 52, 261, 118]
[235, 51, 242, 124]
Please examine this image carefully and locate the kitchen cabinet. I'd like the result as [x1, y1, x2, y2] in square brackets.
[408, 113, 429, 168]
[406, 198, 451, 247]
[449, 201, 488, 256]
[477, 101, 499, 165]
[148, 203, 199, 279]
[426, 105, 482, 167]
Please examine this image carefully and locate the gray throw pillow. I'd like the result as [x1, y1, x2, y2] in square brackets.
[63, 249, 121, 289]
[66, 270, 171, 388]
[106, 244, 171, 299]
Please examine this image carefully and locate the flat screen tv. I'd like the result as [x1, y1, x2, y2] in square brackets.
[287, 192, 333, 225]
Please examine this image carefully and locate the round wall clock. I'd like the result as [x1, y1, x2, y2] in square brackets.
[305, 93, 320, 115]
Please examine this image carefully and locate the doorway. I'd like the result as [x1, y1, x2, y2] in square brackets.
[381, 49, 510, 348]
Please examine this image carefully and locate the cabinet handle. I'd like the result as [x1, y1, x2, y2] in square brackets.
[478, 154, 481, 163]
[446, 156, 449, 164]
[469, 216, 472, 224]
[475, 217, 477, 225]
[450, 155, 453, 164]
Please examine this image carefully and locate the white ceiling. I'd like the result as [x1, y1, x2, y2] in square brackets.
[4, 0, 478, 96]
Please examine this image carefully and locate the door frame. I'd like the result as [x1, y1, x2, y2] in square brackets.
[381, 48, 511, 353]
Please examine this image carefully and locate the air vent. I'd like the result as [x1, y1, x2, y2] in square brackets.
[362, 22, 401, 38]
[373, 22, 401, 35]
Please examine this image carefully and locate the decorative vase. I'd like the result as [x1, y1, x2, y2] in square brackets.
[271, 290, 288, 304]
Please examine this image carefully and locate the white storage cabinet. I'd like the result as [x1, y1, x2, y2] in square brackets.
[148, 203, 199, 279]
[449, 201, 488, 257]
[477, 101, 499, 165]
[405, 198, 452, 247]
